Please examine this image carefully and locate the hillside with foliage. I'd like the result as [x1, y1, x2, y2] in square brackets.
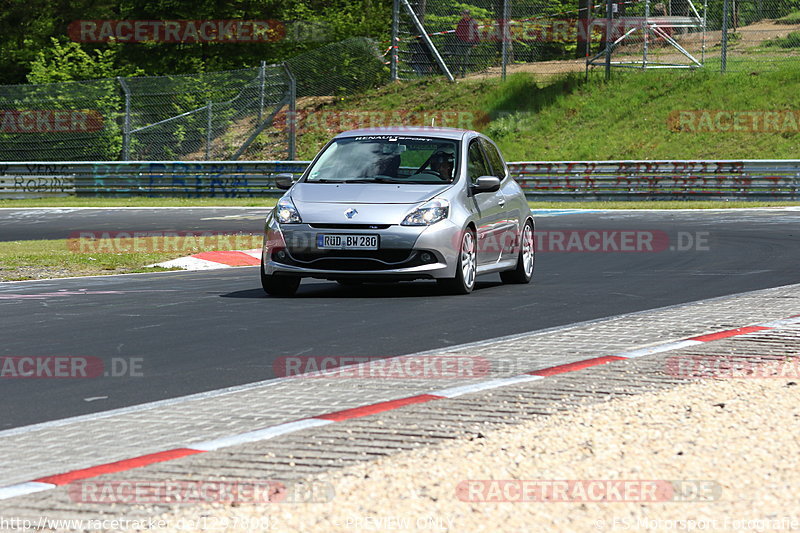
[0, 0, 391, 84]
[284, 64, 800, 161]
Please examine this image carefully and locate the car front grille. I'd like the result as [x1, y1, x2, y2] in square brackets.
[308, 223, 392, 230]
[275, 249, 434, 271]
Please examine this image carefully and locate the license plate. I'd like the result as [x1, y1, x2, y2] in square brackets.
[317, 234, 379, 250]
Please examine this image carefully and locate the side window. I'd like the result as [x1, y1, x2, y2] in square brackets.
[481, 139, 506, 179]
[467, 141, 490, 185]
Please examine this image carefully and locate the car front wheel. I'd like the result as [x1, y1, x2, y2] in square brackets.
[500, 220, 535, 284]
[438, 228, 477, 295]
[261, 264, 300, 297]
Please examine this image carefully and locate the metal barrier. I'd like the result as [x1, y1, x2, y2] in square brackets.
[0, 161, 308, 198]
[1, 159, 799, 199]
[509, 160, 800, 200]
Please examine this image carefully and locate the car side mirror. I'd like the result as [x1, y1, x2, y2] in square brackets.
[471, 176, 501, 194]
[274, 173, 296, 190]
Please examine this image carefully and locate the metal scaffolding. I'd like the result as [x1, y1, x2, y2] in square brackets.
[587, 0, 708, 72]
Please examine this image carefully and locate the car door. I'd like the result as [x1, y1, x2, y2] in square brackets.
[467, 139, 504, 265]
[480, 138, 521, 262]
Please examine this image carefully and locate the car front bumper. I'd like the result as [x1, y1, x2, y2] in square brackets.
[262, 220, 461, 280]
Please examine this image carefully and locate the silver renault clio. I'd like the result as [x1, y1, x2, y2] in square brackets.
[261, 127, 534, 296]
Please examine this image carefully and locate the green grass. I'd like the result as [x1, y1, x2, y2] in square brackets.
[0, 236, 262, 281]
[764, 31, 800, 48]
[293, 63, 800, 162]
[776, 10, 800, 24]
[0, 197, 278, 208]
[294, 74, 582, 159]
[486, 68, 800, 161]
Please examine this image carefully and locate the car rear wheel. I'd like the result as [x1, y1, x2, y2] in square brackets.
[438, 228, 477, 295]
[500, 220, 535, 284]
[261, 265, 300, 297]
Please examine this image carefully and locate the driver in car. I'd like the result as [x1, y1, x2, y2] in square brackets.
[430, 150, 455, 181]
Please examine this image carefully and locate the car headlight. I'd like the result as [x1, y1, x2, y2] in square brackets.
[275, 197, 302, 224]
[401, 198, 450, 226]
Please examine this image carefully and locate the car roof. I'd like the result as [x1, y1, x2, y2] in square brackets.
[334, 127, 473, 141]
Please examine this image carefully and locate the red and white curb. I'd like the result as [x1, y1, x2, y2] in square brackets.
[2, 314, 798, 501]
[149, 249, 261, 270]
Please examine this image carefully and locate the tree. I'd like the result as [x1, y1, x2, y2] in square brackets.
[27, 39, 143, 84]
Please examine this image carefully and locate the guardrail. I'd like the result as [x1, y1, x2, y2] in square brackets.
[0, 161, 308, 199]
[510, 160, 800, 200]
[1, 160, 799, 199]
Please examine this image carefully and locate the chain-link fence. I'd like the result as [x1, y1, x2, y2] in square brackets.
[0, 78, 124, 161]
[708, 0, 800, 71]
[243, 38, 390, 160]
[121, 65, 291, 161]
[585, 0, 800, 72]
[0, 64, 293, 162]
[3, 2, 795, 163]
[392, 0, 800, 79]
[0, 37, 391, 162]
[286, 37, 390, 97]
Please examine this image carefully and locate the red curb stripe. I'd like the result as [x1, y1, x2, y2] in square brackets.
[192, 250, 261, 266]
[13, 314, 797, 499]
[528, 356, 628, 377]
[315, 394, 444, 422]
[688, 326, 772, 343]
[33, 448, 204, 486]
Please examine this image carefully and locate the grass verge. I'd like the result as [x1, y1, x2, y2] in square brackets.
[0, 197, 278, 208]
[0, 198, 797, 209]
[0, 236, 261, 281]
[776, 10, 800, 24]
[764, 31, 800, 48]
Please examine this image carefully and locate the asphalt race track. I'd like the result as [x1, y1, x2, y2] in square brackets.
[0, 207, 270, 242]
[1, 208, 798, 430]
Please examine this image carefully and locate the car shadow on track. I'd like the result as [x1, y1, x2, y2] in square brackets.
[221, 279, 503, 299]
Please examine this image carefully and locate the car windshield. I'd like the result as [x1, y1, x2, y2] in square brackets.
[304, 135, 460, 184]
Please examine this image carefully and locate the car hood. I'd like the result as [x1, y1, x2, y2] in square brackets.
[289, 183, 451, 225]
[291, 183, 450, 205]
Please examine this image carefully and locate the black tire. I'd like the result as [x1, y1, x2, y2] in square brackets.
[261, 265, 300, 297]
[500, 219, 535, 284]
[438, 228, 477, 295]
